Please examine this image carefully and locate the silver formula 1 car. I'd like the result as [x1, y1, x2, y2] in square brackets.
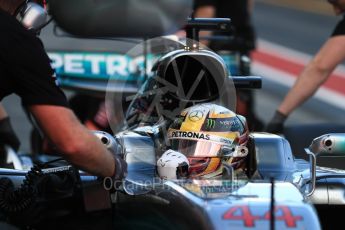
[0, 18, 344, 230]
[1, 128, 344, 229]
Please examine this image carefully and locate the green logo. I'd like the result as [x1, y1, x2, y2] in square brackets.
[206, 119, 216, 129]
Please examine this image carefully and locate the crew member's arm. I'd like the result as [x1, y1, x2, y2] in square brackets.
[277, 35, 345, 116]
[175, 4, 215, 42]
[29, 105, 116, 177]
[2, 7, 124, 178]
[277, 2, 345, 116]
[248, 0, 254, 14]
[194, 5, 215, 18]
[266, 1, 345, 133]
[0, 104, 7, 120]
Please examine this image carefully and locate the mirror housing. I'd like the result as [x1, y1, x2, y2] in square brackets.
[309, 133, 345, 157]
[305, 133, 345, 197]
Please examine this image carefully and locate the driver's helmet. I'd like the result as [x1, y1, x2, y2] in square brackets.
[167, 103, 249, 179]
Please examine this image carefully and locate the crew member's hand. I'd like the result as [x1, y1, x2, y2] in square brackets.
[0, 117, 20, 151]
[265, 111, 287, 134]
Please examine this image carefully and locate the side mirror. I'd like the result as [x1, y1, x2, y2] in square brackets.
[92, 131, 123, 155]
[308, 133, 345, 157]
[304, 133, 345, 197]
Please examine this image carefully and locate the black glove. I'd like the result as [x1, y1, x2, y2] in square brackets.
[0, 118, 20, 151]
[265, 111, 287, 134]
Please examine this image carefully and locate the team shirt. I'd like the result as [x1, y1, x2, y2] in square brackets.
[0, 9, 68, 107]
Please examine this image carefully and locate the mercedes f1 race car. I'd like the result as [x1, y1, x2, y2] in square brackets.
[0, 18, 345, 230]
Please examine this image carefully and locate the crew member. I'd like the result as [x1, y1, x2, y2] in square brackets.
[194, 0, 264, 131]
[266, 0, 345, 133]
[0, 0, 126, 179]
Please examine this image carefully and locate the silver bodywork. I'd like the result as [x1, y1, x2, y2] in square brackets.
[4, 124, 345, 229]
[3, 128, 345, 229]
[17, 2, 48, 31]
[114, 130, 328, 229]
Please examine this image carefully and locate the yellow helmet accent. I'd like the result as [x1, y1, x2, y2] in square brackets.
[168, 103, 250, 179]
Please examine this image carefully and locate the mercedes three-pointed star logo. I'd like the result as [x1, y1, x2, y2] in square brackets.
[188, 110, 204, 122]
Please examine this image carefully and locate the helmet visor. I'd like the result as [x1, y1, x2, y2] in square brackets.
[171, 139, 226, 157]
